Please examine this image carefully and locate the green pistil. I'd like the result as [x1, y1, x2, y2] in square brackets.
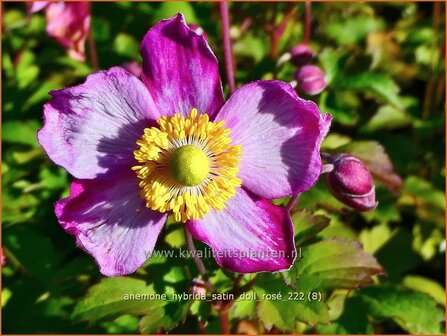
[169, 145, 210, 186]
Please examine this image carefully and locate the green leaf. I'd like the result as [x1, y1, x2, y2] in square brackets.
[16, 50, 40, 89]
[230, 290, 256, 320]
[164, 225, 185, 248]
[255, 274, 330, 330]
[2, 120, 41, 147]
[233, 34, 266, 63]
[291, 210, 330, 246]
[375, 228, 422, 278]
[403, 275, 446, 306]
[3, 226, 57, 278]
[298, 179, 345, 211]
[317, 296, 374, 334]
[286, 238, 384, 291]
[152, 2, 198, 23]
[359, 223, 394, 254]
[262, 238, 383, 330]
[114, 33, 139, 59]
[363, 105, 412, 132]
[22, 80, 61, 111]
[317, 212, 358, 241]
[138, 300, 191, 334]
[338, 72, 402, 108]
[72, 277, 165, 322]
[2, 188, 39, 224]
[319, 90, 360, 126]
[39, 168, 68, 191]
[104, 315, 139, 334]
[12, 148, 43, 164]
[190, 300, 212, 322]
[321, 133, 351, 150]
[319, 48, 349, 84]
[358, 285, 444, 334]
[336, 141, 403, 193]
[361, 186, 401, 224]
[400, 176, 445, 227]
[412, 221, 444, 261]
[325, 16, 385, 45]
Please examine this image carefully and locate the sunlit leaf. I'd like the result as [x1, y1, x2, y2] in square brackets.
[285, 238, 384, 291]
[255, 274, 330, 330]
[325, 16, 385, 45]
[358, 285, 444, 334]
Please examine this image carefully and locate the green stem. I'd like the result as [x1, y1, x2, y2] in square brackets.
[219, 1, 236, 93]
[87, 18, 99, 71]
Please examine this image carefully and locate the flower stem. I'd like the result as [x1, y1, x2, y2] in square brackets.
[219, 309, 230, 334]
[219, 1, 236, 93]
[87, 23, 99, 71]
[184, 230, 216, 293]
[304, 0, 311, 44]
[286, 194, 301, 213]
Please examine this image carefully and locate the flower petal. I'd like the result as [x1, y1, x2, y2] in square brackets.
[140, 13, 224, 118]
[28, 1, 49, 13]
[215, 80, 332, 199]
[45, 2, 91, 61]
[38, 67, 161, 179]
[56, 171, 167, 276]
[186, 188, 296, 273]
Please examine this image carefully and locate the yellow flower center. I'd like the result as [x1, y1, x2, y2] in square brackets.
[132, 108, 242, 222]
[169, 145, 210, 186]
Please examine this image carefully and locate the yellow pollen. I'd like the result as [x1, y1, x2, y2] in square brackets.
[132, 108, 242, 222]
[169, 145, 210, 186]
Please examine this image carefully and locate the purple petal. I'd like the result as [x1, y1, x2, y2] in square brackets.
[28, 1, 49, 13]
[186, 188, 296, 273]
[38, 67, 162, 179]
[215, 80, 332, 199]
[45, 2, 91, 61]
[140, 13, 224, 118]
[56, 170, 167, 276]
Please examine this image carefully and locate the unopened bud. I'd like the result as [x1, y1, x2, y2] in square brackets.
[324, 154, 377, 211]
[290, 43, 314, 66]
[294, 65, 327, 96]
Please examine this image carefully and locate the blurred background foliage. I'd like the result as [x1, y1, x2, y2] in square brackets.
[2, 1, 446, 334]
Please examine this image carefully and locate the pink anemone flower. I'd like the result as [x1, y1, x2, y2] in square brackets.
[38, 14, 332, 276]
[29, 1, 90, 61]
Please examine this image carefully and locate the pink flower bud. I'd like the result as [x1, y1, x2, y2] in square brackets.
[325, 154, 377, 211]
[289, 43, 314, 66]
[294, 65, 327, 96]
[45, 2, 91, 61]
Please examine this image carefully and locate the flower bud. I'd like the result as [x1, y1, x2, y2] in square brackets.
[294, 65, 327, 96]
[45, 2, 91, 61]
[289, 43, 314, 66]
[324, 154, 377, 211]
